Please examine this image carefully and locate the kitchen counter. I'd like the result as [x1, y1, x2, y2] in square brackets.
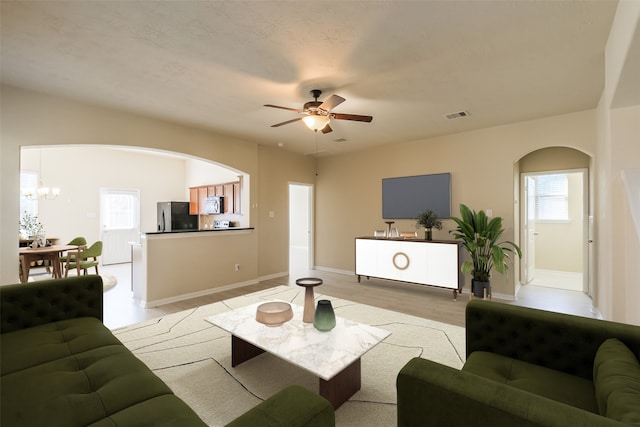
[131, 228, 257, 307]
[144, 227, 254, 235]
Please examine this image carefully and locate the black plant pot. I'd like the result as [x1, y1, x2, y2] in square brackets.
[471, 279, 491, 299]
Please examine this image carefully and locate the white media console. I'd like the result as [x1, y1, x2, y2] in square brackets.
[355, 237, 464, 300]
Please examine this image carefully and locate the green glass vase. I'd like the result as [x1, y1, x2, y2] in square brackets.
[313, 300, 336, 332]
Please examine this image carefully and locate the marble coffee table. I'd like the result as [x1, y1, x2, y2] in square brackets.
[205, 301, 391, 409]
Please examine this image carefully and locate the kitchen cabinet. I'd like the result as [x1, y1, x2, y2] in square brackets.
[233, 182, 241, 214]
[197, 187, 208, 214]
[224, 183, 234, 214]
[189, 180, 241, 215]
[189, 188, 198, 215]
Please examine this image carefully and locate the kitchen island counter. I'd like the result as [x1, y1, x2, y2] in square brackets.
[144, 227, 254, 235]
[131, 228, 257, 307]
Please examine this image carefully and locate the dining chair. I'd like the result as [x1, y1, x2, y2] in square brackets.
[65, 241, 102, 276]
[59, 237, 87, 263]
[58, 237, 87, 276]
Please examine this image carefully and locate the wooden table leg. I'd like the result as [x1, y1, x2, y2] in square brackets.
[51, 253, 61, 278]
[19, 255, 29, 283]
[319, 358, 361, 409]
[231, 335, 265, 367]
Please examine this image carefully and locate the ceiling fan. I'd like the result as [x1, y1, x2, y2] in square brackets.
[264, 89, 373, 134]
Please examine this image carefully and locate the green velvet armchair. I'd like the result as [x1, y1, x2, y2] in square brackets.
[397, 300, 640, 426]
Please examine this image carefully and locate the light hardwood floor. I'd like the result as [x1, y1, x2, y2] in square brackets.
[99, 263, 598, 330]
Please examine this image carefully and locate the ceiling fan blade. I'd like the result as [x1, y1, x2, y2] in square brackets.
[319, 95, 345, 112]
[321, 124, 333, 134]
[333, 113, 373, 123]
[264, 104, 303, 113]
[270, 117, 303, 127]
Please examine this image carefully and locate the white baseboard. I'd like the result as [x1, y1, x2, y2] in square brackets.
[138, 278, 260, 308]
[258, 271, 288, 281]
[137, 271, 293, 308]
[314, 265, 353, 276]
[491, 291, 516, 301]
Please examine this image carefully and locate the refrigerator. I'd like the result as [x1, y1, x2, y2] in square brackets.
[157, 202, 198, 232]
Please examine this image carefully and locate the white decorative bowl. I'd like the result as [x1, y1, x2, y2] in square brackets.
[256, 301, 293, 327]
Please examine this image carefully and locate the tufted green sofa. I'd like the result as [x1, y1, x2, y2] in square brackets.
[1, 276, 335, 427]
[397, 299, 640, 426]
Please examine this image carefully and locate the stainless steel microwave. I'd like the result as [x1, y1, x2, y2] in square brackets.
[204, 196, 224, 214]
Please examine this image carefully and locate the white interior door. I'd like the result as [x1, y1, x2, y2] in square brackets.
[100, 188, 140, 265]
[289, 183, 313, 275]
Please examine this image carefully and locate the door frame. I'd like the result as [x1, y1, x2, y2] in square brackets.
[520, 168, 590, 294]
[522, 175, 537, 284]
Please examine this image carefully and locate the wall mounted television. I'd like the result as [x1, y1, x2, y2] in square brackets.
[382, 172, 451, 219]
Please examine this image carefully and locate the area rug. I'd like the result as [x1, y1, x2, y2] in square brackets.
[112, 285, 465, 426]
[27, 271, 117, 292]
[101, 274, 118, 292]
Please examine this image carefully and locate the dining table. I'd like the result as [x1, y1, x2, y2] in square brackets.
[18, 244, 78, 283]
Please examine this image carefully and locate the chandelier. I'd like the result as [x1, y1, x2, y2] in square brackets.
[22, 150, 60, 200]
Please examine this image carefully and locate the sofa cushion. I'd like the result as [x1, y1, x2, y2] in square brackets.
[1, 316, 206, 427]
[593, 338, 640, 424]
[464, 351, 598, 413]
[1, 317, 121, 375]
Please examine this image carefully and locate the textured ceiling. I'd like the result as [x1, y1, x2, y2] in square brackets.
[1, 1, 618, 156]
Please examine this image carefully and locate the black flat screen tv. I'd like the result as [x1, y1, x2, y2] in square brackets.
[382, 172, 451, 219]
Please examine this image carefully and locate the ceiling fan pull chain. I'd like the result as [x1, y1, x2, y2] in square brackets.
[315, 131, 319, 177]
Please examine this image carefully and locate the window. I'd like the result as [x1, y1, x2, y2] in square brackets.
[20, 171, 38, 218]
[535, 174, 569, 221]
[103, 191, 138, 230]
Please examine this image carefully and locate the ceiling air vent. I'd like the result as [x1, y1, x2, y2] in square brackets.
[443, 111, 470, 120]
[334, 138, 348, 143]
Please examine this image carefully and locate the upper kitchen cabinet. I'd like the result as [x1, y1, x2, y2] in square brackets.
[197, 187, 208, 214]
[189, 188, 198, 215]
[189, 180, 241, 215]
[233, 182, 240, 214]
[224, 183, 235, 214]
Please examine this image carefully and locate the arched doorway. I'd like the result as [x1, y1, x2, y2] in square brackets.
[19, 145, 248, 268]
[518, 147, 592, 296]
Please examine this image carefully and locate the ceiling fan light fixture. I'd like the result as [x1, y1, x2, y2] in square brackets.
[302, 114, 330, 131]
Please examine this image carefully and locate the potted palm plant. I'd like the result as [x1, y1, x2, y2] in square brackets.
[449, 204, 521, 298]
[416, 209, 442, 241]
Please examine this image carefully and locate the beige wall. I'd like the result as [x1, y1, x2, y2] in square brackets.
[257, 146, 316, 277]
[0, 85, 314, 286]
[519, 146, 591, 173]
[315, 110, 597, 297]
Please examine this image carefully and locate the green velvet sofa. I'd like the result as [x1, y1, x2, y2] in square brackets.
[397, 299, 640, 426]
[1, 276, 335, 427]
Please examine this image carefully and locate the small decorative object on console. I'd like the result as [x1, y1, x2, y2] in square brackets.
[313, 300, 336, 332]
[255, 301, 293, 327]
